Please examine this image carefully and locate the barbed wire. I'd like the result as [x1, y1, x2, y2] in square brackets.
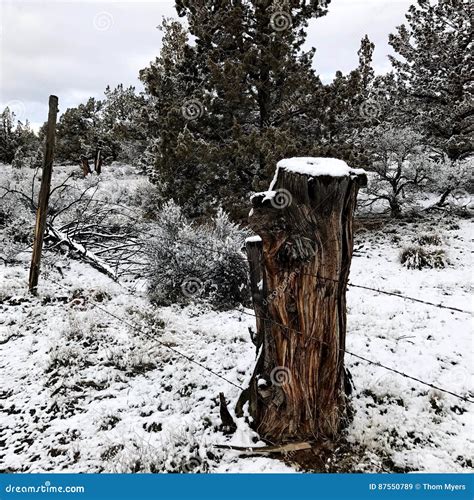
[227, 309, 473, 404]
[284, 270, 472, 316]
[51, 280, 243, 391]
[13, 181, 470, 316]
[12, 226, 472, 401]
[130, 230, 472, 316]
[47, 278, 472, 404]
[344, 351, 473, 403]
[7, 189, 472, 402]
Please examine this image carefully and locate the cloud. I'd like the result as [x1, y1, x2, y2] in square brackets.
[0, 0, 412, 127]
[307, 0, 412, 82]
[0, 1, 175, 126]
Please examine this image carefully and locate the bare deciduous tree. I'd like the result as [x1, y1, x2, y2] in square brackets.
[360, 125, 432, 217]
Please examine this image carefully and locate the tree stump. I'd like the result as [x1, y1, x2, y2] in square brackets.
[239, 157, 367, 443]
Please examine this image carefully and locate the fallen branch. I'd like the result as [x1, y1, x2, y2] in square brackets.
[0, 333, 23, 345]
[214, 442, 312, 455]
[46, 223, 118, 282]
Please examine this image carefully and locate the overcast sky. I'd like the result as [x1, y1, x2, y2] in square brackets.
[0, 0, 413, 130]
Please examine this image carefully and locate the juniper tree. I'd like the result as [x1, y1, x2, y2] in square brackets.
[0, 108, 16, 164]
[389, 0, 473, 160]
[319, 29, 455, 173]
[0, 108, 38, 165]
[55, 87, 146, 165]
[139, 19, 204, 207]
[102, 85, 148, 163]
[316, 35, 385, 168]
[55, 98, 108, 163]
[140, 1, 330, 219]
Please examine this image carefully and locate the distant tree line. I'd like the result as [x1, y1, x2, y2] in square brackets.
[139, 0, 472, 218]
[1, 0, 471, 218]
[0, 84, 148, 169]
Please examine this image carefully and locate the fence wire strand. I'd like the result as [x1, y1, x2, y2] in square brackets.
[45, 278, 473, 404]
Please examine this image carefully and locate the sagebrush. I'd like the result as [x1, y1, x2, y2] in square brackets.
[146, 201, 249, 309]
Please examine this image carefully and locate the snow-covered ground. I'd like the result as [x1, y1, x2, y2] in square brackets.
[0, 165, 472, 473]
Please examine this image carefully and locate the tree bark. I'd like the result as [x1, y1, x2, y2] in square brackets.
[435, 188, 453, 207]
[240, 161, 366, 443]
[389, 199, 402, 218]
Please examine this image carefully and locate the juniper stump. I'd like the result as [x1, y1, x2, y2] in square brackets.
[239, 157, 367, 443]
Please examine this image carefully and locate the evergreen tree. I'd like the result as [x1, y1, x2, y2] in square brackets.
[55, 87, 146, 164]
[360, 125, 433, 217]
[141, 1, 331, 218]
[389, 0, 473, 160]
[102, 84, 148, 162]
[139, 19, 196, 194]
[0, 108, 38, 165]
[0, 108, 17, 164]
[55, 97, 107, 163]
[316, 35, 382, 168]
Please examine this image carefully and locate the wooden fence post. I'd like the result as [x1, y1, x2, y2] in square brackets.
[94, 141, 103, 175]
[239, 157, 366, 443]
[81, 155, 92, 177]
[28, 95, 59, 294]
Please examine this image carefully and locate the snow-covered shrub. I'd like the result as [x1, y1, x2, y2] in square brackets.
[98, 413, 122, 431]
[4, 215, 32, 245]
[103, 427, 219, 473]
[105, 345, 157, 375]
[129, 180, 165, 218]
[11, 146, 28, 169]
[416, 233, 443, 246]
[0, 169, 34, 221]
[0, 170, 35, 262]
[146, 201, 249, 309]
[0, 216, 33, 263]
[400, 245, 447, 270]
[11, 146, 42, 170]
[46, 344, 86, 373]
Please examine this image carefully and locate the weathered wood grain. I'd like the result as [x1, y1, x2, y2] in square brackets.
[241, 165, 367, 442]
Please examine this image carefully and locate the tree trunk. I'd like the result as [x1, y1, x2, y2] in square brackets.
[239, 158, 367, 443]
[435, 188, 453, 207]
[390, 199, 402, 218]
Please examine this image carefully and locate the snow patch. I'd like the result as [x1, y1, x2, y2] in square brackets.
[269, 157, 366, 190]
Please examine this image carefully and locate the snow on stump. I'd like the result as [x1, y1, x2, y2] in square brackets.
[239, 157, 367, 443]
